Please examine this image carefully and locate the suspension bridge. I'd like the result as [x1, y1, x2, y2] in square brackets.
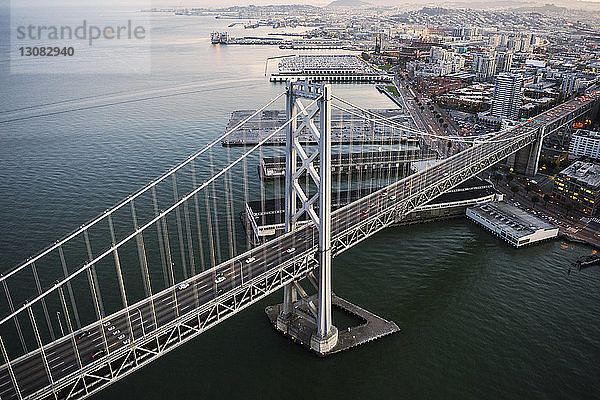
[0, 81, 598, 400]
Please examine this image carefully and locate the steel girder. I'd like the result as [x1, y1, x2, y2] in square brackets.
[28, 252, 319, 400]
[330, 126, 540, 256]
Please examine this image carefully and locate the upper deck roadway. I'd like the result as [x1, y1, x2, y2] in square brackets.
[0, 91, 598, 400]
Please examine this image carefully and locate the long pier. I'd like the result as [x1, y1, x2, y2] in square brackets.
[222, 108, 417, 146]
[258, 149, 438, 179]
[270, 74, 392, 83]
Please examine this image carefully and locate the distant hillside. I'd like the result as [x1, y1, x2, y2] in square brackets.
[327, 0, 372, 8]
[514, 3, 569, 13]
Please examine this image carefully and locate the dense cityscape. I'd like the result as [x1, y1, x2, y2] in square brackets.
[166, 1, 600, 249]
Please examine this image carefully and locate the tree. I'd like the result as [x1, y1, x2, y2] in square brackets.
[490, 165, 498, 172]
[565, 201, 574, 216]
[506, 174, 514, 184]
[524, 184, 531, 195]
[492, 173, 502, 184]
[511, 185, 520, 195]
[542, 193, 551, 208]
[531, 195, 540, 208]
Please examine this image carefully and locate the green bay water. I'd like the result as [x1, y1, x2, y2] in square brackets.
[0, 12, 599, 400]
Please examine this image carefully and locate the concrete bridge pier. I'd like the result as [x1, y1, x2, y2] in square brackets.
[506, 126, 544, 176]
[591, 98, 600, 121]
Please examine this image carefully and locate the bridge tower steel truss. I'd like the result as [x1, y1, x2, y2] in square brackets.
[279, 80, 338, 353]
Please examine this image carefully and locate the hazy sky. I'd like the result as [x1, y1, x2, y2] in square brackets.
[9, 0, 600, 8]
[153, 0, 600, 9]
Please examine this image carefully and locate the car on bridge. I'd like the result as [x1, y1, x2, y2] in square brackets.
[91, 349, 105, 360]
[215, 274, 226, 284]
[76, 330, 91, 340]
[176, 282, 189, 291]
[245, 256, 256, 264]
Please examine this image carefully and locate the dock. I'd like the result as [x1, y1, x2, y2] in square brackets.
[258, 149, 438, 179]
[270, 54, 391, 83]
[270, 74, 392, 83]
[466, 201, 559, 247]
[222, 108, 418, 146]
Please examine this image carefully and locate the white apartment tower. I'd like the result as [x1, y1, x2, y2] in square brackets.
[491, 73, 523, 121]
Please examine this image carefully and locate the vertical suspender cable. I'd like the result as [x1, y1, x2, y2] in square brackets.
[183, 200, 196, 277]
[151, 186, 170, 288]
[241, 122, 251, 251]
[83, 230, 105, 319]
[1, 280, 27, 353]
[31, 263, 55, 340]
[131, 201, 159, 331]
[108, 215, 134, 340]
[204, 188, 216, 268]
[172, 175, 188, 280]
[190, 160, 206, 271]
[28, 308, 54, 390]
[58, 246, 81, 329]
[0, 336, 23, 400]
[58, 285, 82, 370]
[224, 145, 236, 260]
[131, 201, 152, 298]
[209, 149, 222, 264]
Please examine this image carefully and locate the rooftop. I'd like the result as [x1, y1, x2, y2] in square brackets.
[574, 129, 600, 139]
[559, 161, 600, 188]
[469, 201, 556, 239]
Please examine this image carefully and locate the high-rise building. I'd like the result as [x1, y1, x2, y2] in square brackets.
[472, 52, 497, 82]
[561, 73, 582, 97]
[490, 73, 523, 120]
[496, 52, 513, 72]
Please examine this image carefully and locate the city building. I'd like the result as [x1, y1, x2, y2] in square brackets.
[472, 52, 497, 82]
[561, 73, 583, 97]
[490, 72, 523, 121]
[553, 161, 600, 215]
[496, 52, 514, 73]
[569, 130, 600, 160]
